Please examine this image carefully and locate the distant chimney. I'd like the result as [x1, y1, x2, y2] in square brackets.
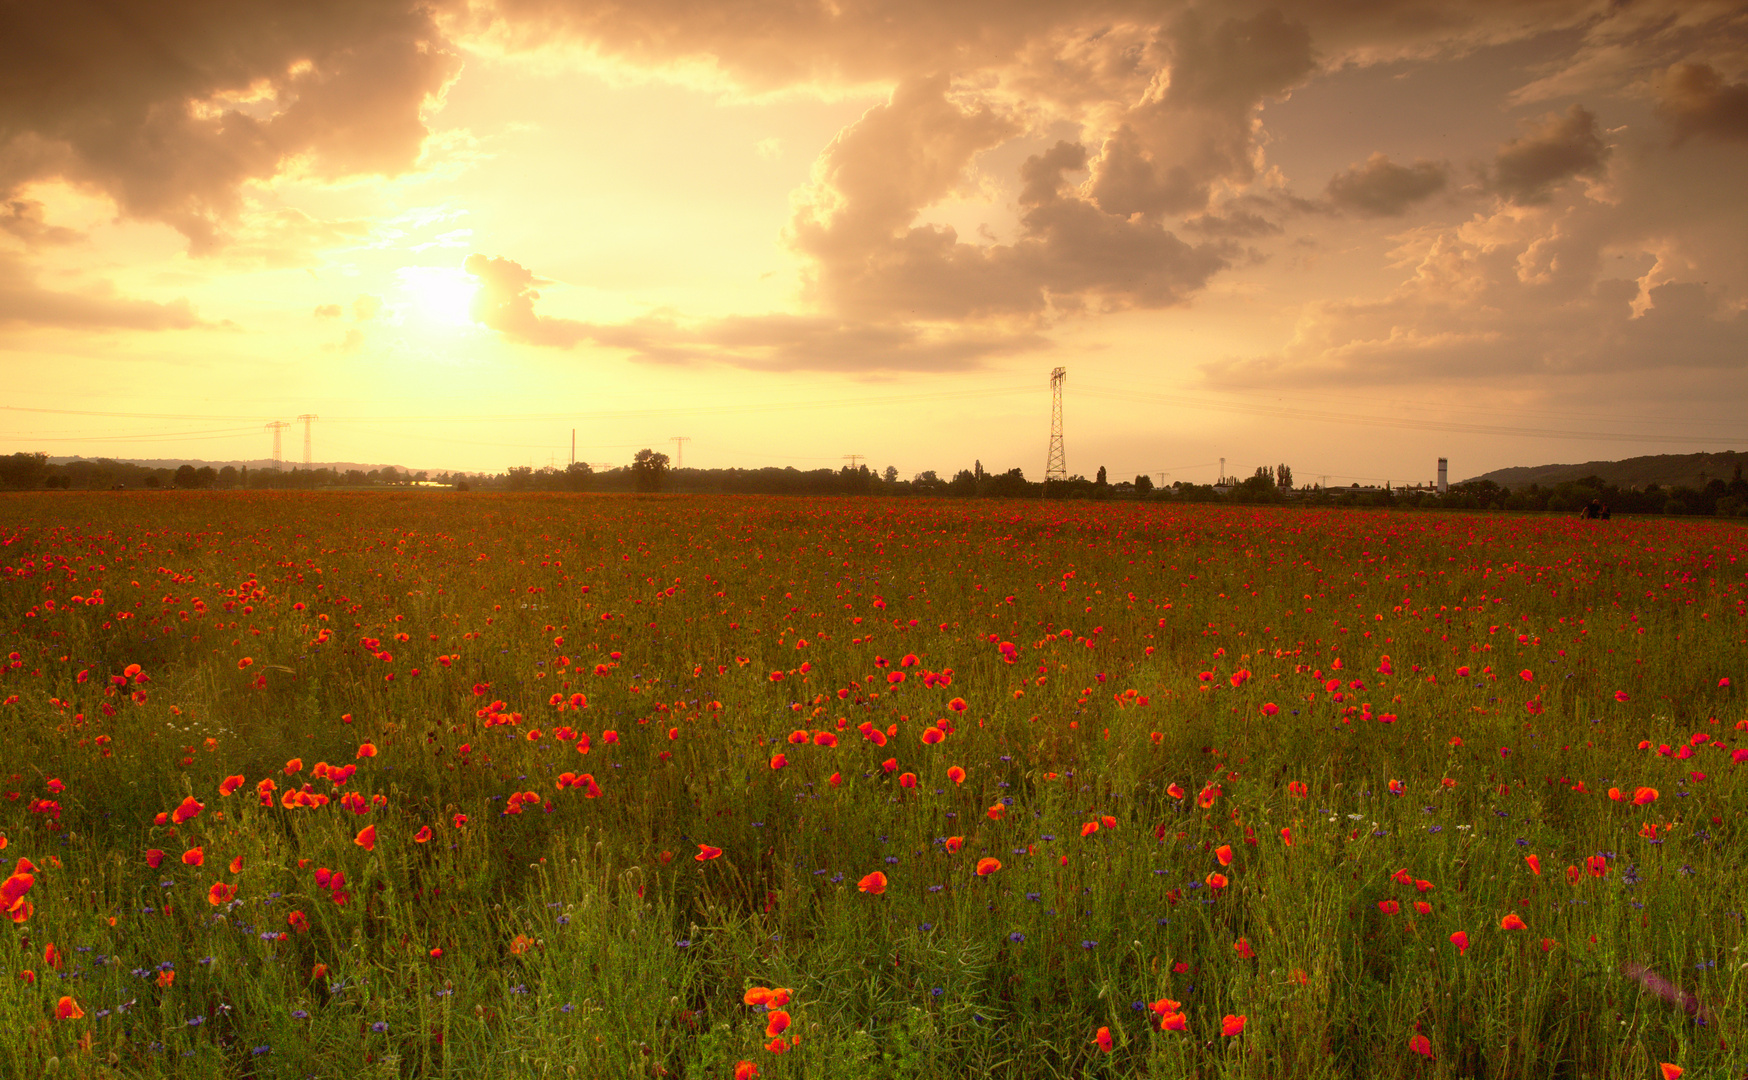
[1437, 457, 1448, 494]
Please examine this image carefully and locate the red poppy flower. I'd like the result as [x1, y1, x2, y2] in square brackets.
[696, 844, 722, 861]
[1500, 913, 1527, 930]
[1451, 931, 1469, 955]
[208, 882, 236, 906]
[765, 1037, 788, 1055]
[769, 754, 787, 770]
[1586, 855, 1607, 877]
[1205, 872, 1228, 890]
[1159, 1011, 1188, 1032]
[765, 1010, 791, 1037]
[1280, 827, 1293, 846]
[987, 804, 1006, 821]
[814, 731, 838, 747]
[1094, 1026, 1113, 1052]
[182, 847, 204, 867]
[1260, 702, 1279, 716]
[975, 858, 1001, 876]
[946, 765, 965, 784]
[1410, 1034, 1433, 1059]
[170, 796, 204, 825]
[945, 836, 963, 853]
[288, 910, 310, 933]
[734, 1062, 760, 1080]
[1524, 854, 1541, 875]
[1632, 787, 1658, 805]
[355, 825, 376, 851]
[1081, 821, 1100, 837]
[1377, 900, 1399, 915]
[1167, 783, 1186, 799]
[1221, 1015, 1246, 1037]
[1233, 937, 1255, 958]
[44, 942, 62, 969]
[56, 996, 84, 1020]
[219, 775, 245, 797]
[1215, 844, 1232, 866]
[414, 826, 433, 843]
[1614, 691, 1630, 703]
[145, 849, 165, 869]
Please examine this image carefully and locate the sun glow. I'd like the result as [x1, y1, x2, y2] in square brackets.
[397, 266, 479, 328]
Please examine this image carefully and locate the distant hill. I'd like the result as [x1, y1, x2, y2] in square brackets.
[49, 455, 413, 475]
[1469, 451, 1746, 491]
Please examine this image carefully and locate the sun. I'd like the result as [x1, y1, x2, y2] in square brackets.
[397, 266, 479, 328]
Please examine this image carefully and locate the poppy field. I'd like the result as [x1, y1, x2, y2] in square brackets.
[1, 491, 1744, 1079]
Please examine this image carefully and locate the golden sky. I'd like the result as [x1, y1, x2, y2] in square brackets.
[3, 0, 1746, 483]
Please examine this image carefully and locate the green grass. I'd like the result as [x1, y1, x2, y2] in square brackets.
[0, 491, 1742, 1078]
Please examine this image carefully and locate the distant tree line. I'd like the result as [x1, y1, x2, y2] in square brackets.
[8, 449, 1746, 518]
[0, 454, 439, 491]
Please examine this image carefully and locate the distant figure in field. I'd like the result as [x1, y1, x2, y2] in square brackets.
[1601, 504, 1611, 520]
[1582, 499, 1602, 519]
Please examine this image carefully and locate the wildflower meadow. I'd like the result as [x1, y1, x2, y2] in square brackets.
[1, 491, 1743, 1079]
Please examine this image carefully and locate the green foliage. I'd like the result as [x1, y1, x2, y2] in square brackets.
[0, 493, 1742, 1078]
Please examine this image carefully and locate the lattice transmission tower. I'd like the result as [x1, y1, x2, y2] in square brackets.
[1044, 367, 1067, 482]
[298, 414, 318, 467]
[266, 421, 290, 470]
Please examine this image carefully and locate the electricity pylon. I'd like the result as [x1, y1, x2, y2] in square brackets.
[297, 414, 318, 467]
[1045, 367, 1067, 482]
[266, 421, 290, 470]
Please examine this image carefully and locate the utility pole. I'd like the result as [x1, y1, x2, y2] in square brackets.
[266, 421, 290, 470]
[1157, 472, 1168, 487]
[843, 454, 864, 471]
[670, 436, 689, 469]
[571, 429, 576, 468]
[297, 414, 318, 467]
[1045, 367, 1067, 482]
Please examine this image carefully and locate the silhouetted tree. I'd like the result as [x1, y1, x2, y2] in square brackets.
[1134, 474, 1153, 495]
[1095, 466, 1107, 486]
[0, 452, 48, 490]
[631, 448, 671, 492]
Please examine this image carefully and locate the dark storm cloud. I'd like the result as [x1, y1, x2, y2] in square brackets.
[0, 0, 461, 250]
[1658, 63, 1748, 143]
[1488, 105, 1610, 204]
[1325, 153, 1449, 216]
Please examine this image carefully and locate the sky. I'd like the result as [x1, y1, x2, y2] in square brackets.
[2, 0, 1746, 486]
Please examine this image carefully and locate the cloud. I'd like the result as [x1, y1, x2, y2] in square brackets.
[313, 304, 343, 318]
[1325, 153, 1449, 216]
[0, 198, 82, 246]
[787, 79, 1229, 323]
[352, 294, 383, 321]
[1658, 63, 1748, 143]
[461, 250, 1046, 370]
[464, 252, 588, 347]
[0, 0, 461, 249]
[0, 253, 205, 331]
[1488, 105, 1610, 205]
[1205, 138, 1748, 396]
[1087, 10, 1316, 220]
